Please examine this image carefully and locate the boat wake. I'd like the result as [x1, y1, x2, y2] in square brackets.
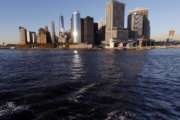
[0, 102, 29, 117]
[105, 111, 135, 120]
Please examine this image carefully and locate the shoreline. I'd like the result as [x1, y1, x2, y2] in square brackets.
[1, 45, 180, 50]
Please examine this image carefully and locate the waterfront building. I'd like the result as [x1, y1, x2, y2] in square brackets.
[98, 18, 106, 29]
[51, 21, 56, 44]
[38, 28, 47, 46]
[44, 26, 52, 44]
[71, 11, 81, 44]
[30, 32, 37, 45]
[98, 19, 106, 43]
[94, 23, 99, 45]
[59, 15, 65, 33]
[27, 31, 31, 44]
[83, 16, 94, 44]
[19, 26, 37, 47]
[19, 26, 27, 45]
[26, 31, 37, 47]
[105, 0, 126, 46]
[128, 8, 150, 40]
[80, 18, 85, 43]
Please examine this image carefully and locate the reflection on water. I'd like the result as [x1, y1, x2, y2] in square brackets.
[71, 52, 84, 80]
[0, 49, 180, 120]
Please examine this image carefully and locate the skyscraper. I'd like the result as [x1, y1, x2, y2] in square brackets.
[94, 22, 99, 45]
[44, 26, 52, 44]
[30, 32, 37, 45]
[128, 8, 150, 40]
[72, 11, 81, 44]
[19, 26, 37, 47]
[59, 15, 65, 33]
[84, 16, 94, 44]
[105, 0, 126, 45]
[27, 31, 31, 44]
[38, 28, 47, 46]
[81, 18, 84, 42]
[19, 26, 27, 45]
[51, 21, 56, 44]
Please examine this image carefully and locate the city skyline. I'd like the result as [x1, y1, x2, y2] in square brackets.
[0, 0, 180, 44]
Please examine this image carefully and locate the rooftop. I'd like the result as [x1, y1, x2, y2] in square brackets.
[107, 0, 125, 5]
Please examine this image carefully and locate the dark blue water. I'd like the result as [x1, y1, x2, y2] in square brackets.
[0, 48, 180, 120]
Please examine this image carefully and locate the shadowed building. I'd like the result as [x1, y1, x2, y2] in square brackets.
[30, 32, 37, 46]
[128, 8, 150, 41]
[81, 18, 84, 42]
[98, 19, 106, 43]
[44, 26, 52, 44]
[105, 0, 127, 46]
[84, 16, 94, 44]
[94, 23, 99, 45]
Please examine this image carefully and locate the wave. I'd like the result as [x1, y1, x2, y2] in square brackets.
[68, 83, 96, 102]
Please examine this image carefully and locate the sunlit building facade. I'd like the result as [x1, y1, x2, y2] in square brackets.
[105, 0, 126, 45]
[19, 26, 27, 45]
[128, 8, 150, 40]
[72, 11, 81, 44]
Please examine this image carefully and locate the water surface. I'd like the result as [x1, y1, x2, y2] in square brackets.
[0, 48, 180, 120]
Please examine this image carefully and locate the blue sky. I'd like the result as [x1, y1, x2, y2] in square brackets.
[0, 0, 179, 44]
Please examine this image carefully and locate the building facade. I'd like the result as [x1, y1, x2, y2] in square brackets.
[19, 26, 27, 45]
[59, 15, 65, 33]
[94, 23, 99, 45]
[38, 28, 47, 45]
[30, 32, 37, 45]
[51, 21, 56, 44]
[81, 18, 84, 43]
[105, 0, 126, 45]
[72, 11, 81, 44]
[83, 16, 94, 44]
[128, 8, 150, 40]
[44, 26, 52, 44]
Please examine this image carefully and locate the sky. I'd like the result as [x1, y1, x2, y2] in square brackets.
[0, 0, 180, 44]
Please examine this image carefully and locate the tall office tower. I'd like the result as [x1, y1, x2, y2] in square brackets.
[19, 26, 27, 45]
[105, 0, 126, 45]
[30, 32, 37, 45]
[84, 16, 94, 44]
[94, 23, 99, 45]
[44, 26, 52, 44]
[26, 31, 31, 44]
[38, 28, 47, 45]
[128, 8, 150, 40]
[72, 11, 81, 44]
[51, 21, 56, 43]
[98, 19, 106, 42]
[59, 16, 65, 33]
[81, 18, 84, 42]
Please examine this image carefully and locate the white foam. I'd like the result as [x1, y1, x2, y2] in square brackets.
[105, 111, 135, 120]
[69, 83, 96, 102]
[0, 102, 29, 117]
